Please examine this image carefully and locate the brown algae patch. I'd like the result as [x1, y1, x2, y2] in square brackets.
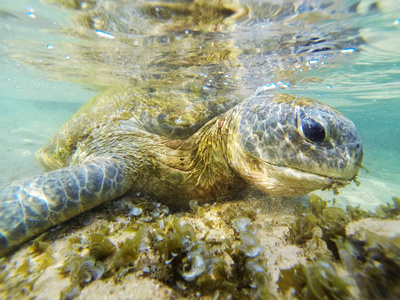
[0, 194, 400, 299]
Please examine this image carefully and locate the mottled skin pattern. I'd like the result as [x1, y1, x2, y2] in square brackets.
[235, 94, 362, 195]
[0, 90, 363, 255]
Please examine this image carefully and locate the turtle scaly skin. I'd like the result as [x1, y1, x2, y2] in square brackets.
[0, 89, 363, 256]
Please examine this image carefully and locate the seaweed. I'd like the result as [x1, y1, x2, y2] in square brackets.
[346, 205, 371, 221]
[218, 201, 259, 225]
[236, 231, 262, 258]
[319, 207, 349, 258]
[232, 216, 257, 236]
[308, 194, 328, 217]
[88, 233, 116, 261]
[287, 195, 348, 256]
[0, 234, 54, 297]
[279, 194, 400, 300]
[0, 257, 41, 297]
[278, 258, 352, 299]
[286, 214, 317, 245]
[152, 216, 196, 262]
[141, 210, 276, 299]
[230, 228, 276, 300]
[374, 197, 400, 219]
[150, 216, 199, 285]
[108, 225, 148, 273]
[336, 230, 400, 299]
[60, 255, 104, 300]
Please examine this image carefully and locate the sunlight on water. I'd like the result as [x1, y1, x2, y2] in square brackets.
[0, 0, 399, 210]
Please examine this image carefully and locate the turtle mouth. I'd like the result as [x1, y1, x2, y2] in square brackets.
[297, 166, 355, 184]
[266, 159, 357, 182]
[282, 163, 356, 185]
[253, 159, 357, 196]
[281, 163, 359, 194]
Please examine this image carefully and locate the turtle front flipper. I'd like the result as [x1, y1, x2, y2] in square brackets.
[0, 158, 131, 256]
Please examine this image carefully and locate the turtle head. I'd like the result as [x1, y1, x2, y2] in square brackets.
[227, 92, 363, 196]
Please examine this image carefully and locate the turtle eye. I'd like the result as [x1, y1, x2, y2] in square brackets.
[301, 117, 327, 143]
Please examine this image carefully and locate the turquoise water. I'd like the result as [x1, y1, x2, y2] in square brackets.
[0, 0, 399, 210]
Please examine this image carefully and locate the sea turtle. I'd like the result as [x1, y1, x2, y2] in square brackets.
[0, 86, 363, 256]
[0, 0, 363, 256]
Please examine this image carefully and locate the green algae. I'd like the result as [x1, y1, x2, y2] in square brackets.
[286, 214, 317, 245]
[286, 195, 349, 258]
[88, 233, 116, 261]
[336, 230, 400, 299]
[109, 225, 148, 274]
[1, 194, 400, 299]
[346, 204, 372, 221]
[0, 257, 41, 298]
[60, 255, 105, 300]
[101, 201, 276, 299]
[281, 195, 400, 299]
[278, 258, 352, 300]
[308, 194, 328, 217]
[347, 197, 400, 221]
[375, 197, 400, 219]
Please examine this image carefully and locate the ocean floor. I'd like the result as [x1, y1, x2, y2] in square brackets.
[1, 191, 399, 299]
